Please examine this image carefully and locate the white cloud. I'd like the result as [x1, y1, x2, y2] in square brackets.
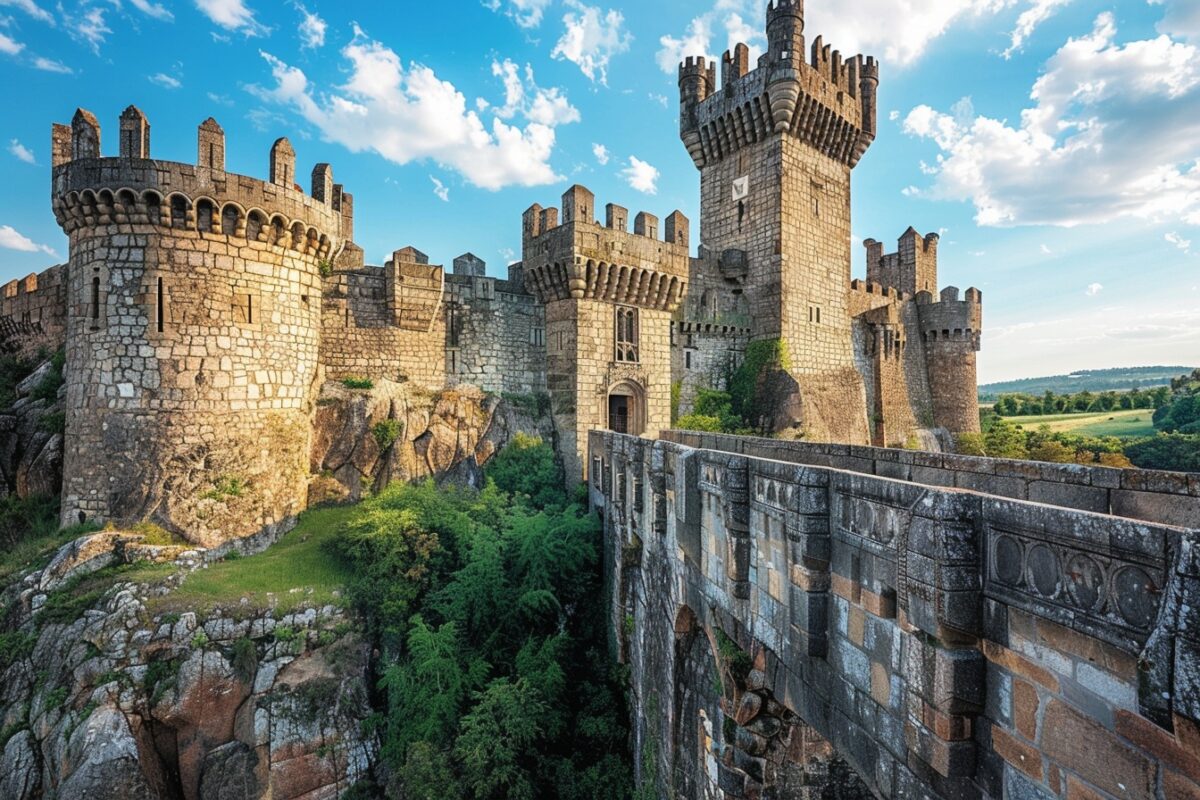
[32, 55, 71, 72]
[64, 5, 111, 54]
[9, 138, 35, 163]
[620, 156, 659, 194]
[128, 0, 173, 21]
[499, 246, 516, 262]
[0, 0, 53, 24]
[1166, 231, 1192, 253]
[149, 71, 181, 89]
[551, 1, 631, 85]
[1040, 244, 1052, 254]
[484, 0, 552, 29]
[903, 14, 1200, 228]
[649, 92, 668, 108]
[0, 224, 58, 256]
[194, 0, 267, 36]
[657, 0, 766, 74]
[1085, 282, 1103, 296]
[592, 142, 609, 165]
[430, 175, 449, 202]
[207, 91, 234, 105]
[296, 2, 324, 48]
[1151, 0, 1200, 41]
[0, 30, 21, 54]
[250, 28, 578, 190]
[491, 59, 580, 126]
[1003, 0, 1072, 58]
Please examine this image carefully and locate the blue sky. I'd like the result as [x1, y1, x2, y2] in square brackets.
[1, 0, 1198, 383]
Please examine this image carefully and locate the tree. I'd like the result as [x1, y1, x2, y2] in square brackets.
[984, 418, 1028, 459]
[454, 678, 547, 800]
[485, 433, 565, 510]
[1124, 434, 1200, 472]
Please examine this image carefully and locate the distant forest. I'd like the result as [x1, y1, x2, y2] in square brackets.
[978, 366, 1196, 400]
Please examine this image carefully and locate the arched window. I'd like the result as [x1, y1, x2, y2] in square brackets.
[221, 205, 241, 236]
[614, 306, 639, 363]
[170, 195, 189, 229]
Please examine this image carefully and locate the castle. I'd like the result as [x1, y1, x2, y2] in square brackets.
[0, 0, 980, 536]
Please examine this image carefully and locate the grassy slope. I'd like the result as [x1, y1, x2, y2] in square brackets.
[150, 504, 356, 616]
[1000, 408, 1156, 438]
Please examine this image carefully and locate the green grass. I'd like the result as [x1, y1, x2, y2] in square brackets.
[151, 504, 356, 616]
[1000, 409, 1156, 438]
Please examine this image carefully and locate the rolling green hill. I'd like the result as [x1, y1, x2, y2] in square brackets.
[979, 366, 1195, 400]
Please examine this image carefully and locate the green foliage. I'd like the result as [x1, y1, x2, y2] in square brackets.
[674, 414, 724, 433]
[0, 352, 41, 409]
[372, 419, 405, 451]
[714, 628, 751, 686]
[332, 451, 633, 798]
[983, 418, 1029, 460]
[669, 381, 681, 424]
[201, 474, 248, 501]
[129, 522, 186, 547]
[675, 388, 751, 434]
[484, 433, 565, 511]
[979, 366, 1193, 399]
[728, 339, 789, 431]
[1153, 370, 1200, 434]
[1123, 434, 1200, 473]
[44, 686, 68, 710]
[0, 493, 61, 554]
[38, 411, 65, 434]
[501, 392, 551, 418]
[0, 629, 37, 669]
[30, 350, 65, 402]
[191, 630, 210, 649]
[231, 637, 257, 683]
[37, 576, 109, 625]
[318, 259, 333, 278]
[143, 658, 181, 705]
[342, 376, 375, 390]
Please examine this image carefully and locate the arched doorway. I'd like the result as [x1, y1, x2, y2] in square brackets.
[607, 380, 646, 435]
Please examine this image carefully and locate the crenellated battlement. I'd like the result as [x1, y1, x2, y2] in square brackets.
[916, 286, 983, 349]
[864, 227, 939, 296]
[521, 185, 689, 312]
[51, 106, 349, 260]
[677, 0, 877, 168]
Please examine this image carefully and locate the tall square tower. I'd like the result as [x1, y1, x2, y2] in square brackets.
[679, 0, 879, 442]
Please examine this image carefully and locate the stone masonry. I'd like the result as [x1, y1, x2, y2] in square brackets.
[673, 0, 982, 447]
[592, 428, 1200, 800]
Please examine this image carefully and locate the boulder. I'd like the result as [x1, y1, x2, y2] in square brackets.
[58, 705, 155, 800]
[0, 729, 41, 800]
[198, 740, 261, 800]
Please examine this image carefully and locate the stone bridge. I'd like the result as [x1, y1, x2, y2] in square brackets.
[590, 430, 1200, 800]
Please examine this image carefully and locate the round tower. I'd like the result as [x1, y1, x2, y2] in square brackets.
[917, 287, 983, 435]
[51, 106, 346, 545]
[765, 0, 805, 132]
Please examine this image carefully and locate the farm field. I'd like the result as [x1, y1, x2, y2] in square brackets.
[998, 408, 1156, 438]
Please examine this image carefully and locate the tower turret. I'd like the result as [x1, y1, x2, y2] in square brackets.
[678, 57, 715, 168]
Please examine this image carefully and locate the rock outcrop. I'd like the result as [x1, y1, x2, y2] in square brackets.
[0, 548, 377, 799]
[0, 357, 64, 502]
[311, 380, 554, 503]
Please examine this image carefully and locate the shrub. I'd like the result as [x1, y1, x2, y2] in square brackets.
[1123, 434, 1200, 473]
[202, 475, 247, 501]
[44, 686, 69, 710]
[38, 411, 66, 434]
[372, 419, 405, 451]
[955, 433, 987, 456]
[484, 433, 565, 510]
[318, 259, 333, 278]
[984, 418, 1028, 459]
[342, 376, 374, 390]
[191, 630, 210, 648]
[231, 637, 257, 682]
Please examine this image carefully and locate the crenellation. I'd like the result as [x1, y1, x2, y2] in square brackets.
[269, 137, 296, 189]
[197, 117, 225, 171]
[311, 163, 333, 205]
[118, 105, 150, 159]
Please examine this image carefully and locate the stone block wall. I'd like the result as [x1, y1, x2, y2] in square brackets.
[0, 265, 67, 357]
[662, 430, 1200, 528]
[593, 429, 1200, 800]
[319, 265, 446, 389]
[444, 272, 546, 395]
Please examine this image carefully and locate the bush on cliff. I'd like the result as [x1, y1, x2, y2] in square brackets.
[329, 438, 632, 799]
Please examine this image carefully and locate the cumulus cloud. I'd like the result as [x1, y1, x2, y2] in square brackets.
[8, 139, 34, 163]
[295, 2, 324, 48]
[592, 142, 609, 165]
[0, 224, 58, 256]
[0, 0, 53, 24]
[551, 1, 631, 85]
[250, 28, 579, 190]
[430, 175, 449, 202]
[64, 4, 111, 54]
[149, 71, 180, 89]
[1003, 0, 1072, 58]
[1086, 282, 1103, 296]
[657, 0, 766, 73]
[194, 0, 267, 36]
[903, 13, 1200, 227]
[620, 156, 659, 194]
[484, 0, 552, 29]
[491, 59, 580, 126]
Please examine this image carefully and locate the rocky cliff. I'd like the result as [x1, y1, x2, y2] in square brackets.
[0, 541, 377, 800]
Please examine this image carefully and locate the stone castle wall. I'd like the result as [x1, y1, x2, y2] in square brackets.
[444, 271, 546, 396]
[319, 264, 446, 389]
[593, 429, 1200, 800]
[52, 109, 341, 540]
[0, 265, 68, 357]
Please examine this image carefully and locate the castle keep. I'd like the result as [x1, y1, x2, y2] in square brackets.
[0, 0, 980, 537]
